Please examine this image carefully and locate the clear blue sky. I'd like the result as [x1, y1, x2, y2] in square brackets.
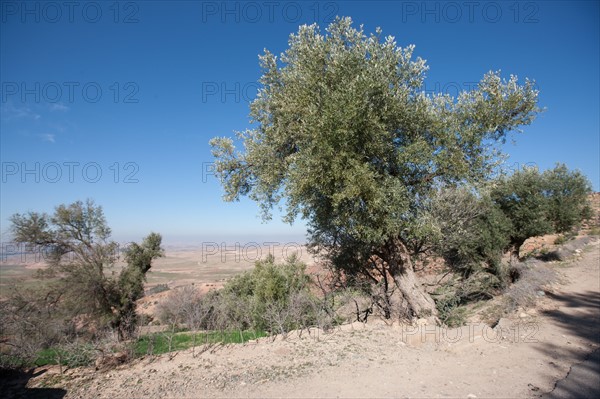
[1, 1, 598, 246]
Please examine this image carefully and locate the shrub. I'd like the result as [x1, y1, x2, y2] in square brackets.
[433, 270, 503, 327]
[0, 285, 75, 369]
[436, 296, 468, 328]
[154, 254, 333, 341]
[35, 341, 96, 369]
[218, 253, 320, 333]
[554, 235, 568, 245]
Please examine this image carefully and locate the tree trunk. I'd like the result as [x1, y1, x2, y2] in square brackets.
[384, 238, 438, 321]
[393, 265, 438, 320]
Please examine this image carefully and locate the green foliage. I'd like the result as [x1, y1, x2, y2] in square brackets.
[218, 254, 317, 333]
[428, 187, 512, 278]
[156, 255, 327, 336]
[542, 163, 592, 233]
[210, 17, 540, 319]
[35, 342, 96, 368]
[133, 330, 268, 357]
[491, 164, 592, 256]
[435, 296, 468, 328]
[115, 233, 164, 338]
[491, 167, 553, 253]
[554, 235, 568, 245]
[434, 271, 502, 327]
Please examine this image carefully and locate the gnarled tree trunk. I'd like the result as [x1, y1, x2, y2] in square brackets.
[393, 265, 438, 319]
[382, 238, 438, 321]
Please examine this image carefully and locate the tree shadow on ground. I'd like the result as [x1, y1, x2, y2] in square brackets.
[0, 368, 67, 399]
[535, 290, 600, 398]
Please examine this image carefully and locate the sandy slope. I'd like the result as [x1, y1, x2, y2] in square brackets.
[25, 239, 600, 398]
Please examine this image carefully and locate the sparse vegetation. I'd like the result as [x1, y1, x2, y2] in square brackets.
[134, 330, 269, 357]
[1, 200, 163, 370]
[156, 254, 343, 344]
[146, 284, 171, 296]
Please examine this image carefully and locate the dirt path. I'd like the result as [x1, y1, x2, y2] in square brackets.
[26, 240, 600, 398]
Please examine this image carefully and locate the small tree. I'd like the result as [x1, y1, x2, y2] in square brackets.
[115, 232, 164, 338]
[542, 163, 592, 233]
[491, 164, 592, 257]
[491, 167, 552, 255]
[211, 17, 540, 320]
[8, 199, 163, 340]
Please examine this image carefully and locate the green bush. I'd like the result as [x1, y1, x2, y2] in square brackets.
[155, 254, 330, 338]
[491, 167, 553, 254]
[491, 164, 592, 255]
[543, 164, 593, 233]
[35, 342, 96, 368]
[218, 254, 320, 333]
[436, 297, 468, 328]
[434, 271, 503, 327]
[554, 235, 568, 245]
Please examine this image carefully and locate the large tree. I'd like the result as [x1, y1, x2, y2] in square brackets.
[9, 199, 163, 339]
[210, 17, 540, 320]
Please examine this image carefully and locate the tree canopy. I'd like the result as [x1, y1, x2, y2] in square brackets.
[210, 17, 540, 319]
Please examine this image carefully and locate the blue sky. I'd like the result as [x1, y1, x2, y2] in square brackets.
[1, 1, 598, 246]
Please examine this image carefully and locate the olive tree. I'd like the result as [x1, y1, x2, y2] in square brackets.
[210, 17, 540, 320]
[8, 199, 163, 339]
[542, 163, 592, 233]
[491, 164, 592, 256]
